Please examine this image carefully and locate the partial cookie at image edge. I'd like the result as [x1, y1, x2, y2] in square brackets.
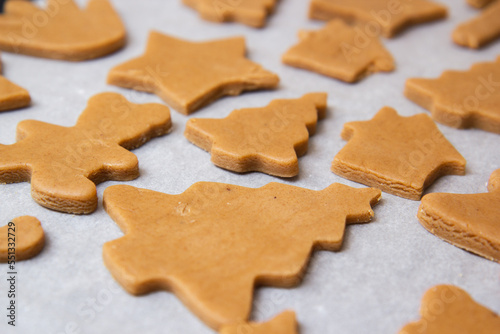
[0, 216, 45, 262]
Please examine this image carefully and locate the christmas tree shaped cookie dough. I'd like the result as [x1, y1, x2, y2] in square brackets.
[220, 311, 298, 334]
[185, 93, 327, 177]
[467, 0, 495, 8]
[309, 0, 448, 38]
[0, 0, 126, 61]
[182, 0, 277, 28]
[282, 20, 395, 83]
[103, 182, 381, 329]
[108, 31, 279, 115]
[418, 169, 500, 262]
[0, 216, 44, 262]
[0, 93, 171, 214]
[453, 1, 500, 49]
[331, 107, 466, 200]
[400, 285, 500, 334]
[0, 58, 30, 112]
[405, 57, 500, 134]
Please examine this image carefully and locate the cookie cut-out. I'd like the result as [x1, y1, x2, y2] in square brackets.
[0, 0, 126, 61]
[453, 0, 500, 48]
[185, 93, 327, 177]
[405, 57, 500, 134]
[0, 76, 30, 112]
[103, 182, 381, 329]
[0, 92, 171, 214]
[418, 169, 500, 262]
[331, 107, 466, 200]
[108, 31, 279, 115]
[219, 311, 298, 334]
[0, 58, 30, 112]
[467, 0, 495, 8]
[0, 216, 44, 262]
[400, 285, 500, 334]
[183, 0, 277, 28]
[282, 20, 395, 83]
[309, 0, 448, 38]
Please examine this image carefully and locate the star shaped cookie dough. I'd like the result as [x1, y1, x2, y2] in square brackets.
[453, 1, 500, 49]
[309, 0, 448, 38]
[0, 0, 126, 61]
[183, 0, 277, 28]
[400, 285, 500, 334]
[185, 93, 327, 177]
[103, 182, 381, 329]
[108, 31, 279, 115]
[0, 93, 171, 214]
[220, 311, 298, 334]
[331, 107, 466, 200]
[282, 20, 395, 83]
[0, 58, 30, 111]
[418, 169, 500, 262]
[405, 57, 500, 133]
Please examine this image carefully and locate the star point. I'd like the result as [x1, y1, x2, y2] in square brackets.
[108, 31, 279, 115]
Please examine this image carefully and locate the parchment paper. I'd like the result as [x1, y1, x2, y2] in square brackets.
[0, 0, 499, 333]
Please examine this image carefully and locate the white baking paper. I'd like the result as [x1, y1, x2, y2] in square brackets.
[0, 0, 499, 333]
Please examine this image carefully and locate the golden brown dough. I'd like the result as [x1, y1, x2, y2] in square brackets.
[219, 311, 298, 334]
[405, 57, 500, 134]
[185, 93, 327, 177]
[0, 54, 30, 112]
[467, 0, 495, 8]
[0, 93, 172, 214]
[108, 31, 279, 115]
[0, 77, 30, 112]
[418, 169, 500, 262]
[282, 20, 395, 83]
[0, 216, 44, 262]
[453, 0, 500, 48]
[309, 0, 447, 38]
[0, 0, 126, 61]
[0, 66, 30, 112]
[332, 107, 466, 200]
[400, 285, 500, 334]
[103, 182, 381, 329]
[182, 0, 277, 27]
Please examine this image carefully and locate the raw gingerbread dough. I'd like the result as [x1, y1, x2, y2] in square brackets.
[467, 0, 496, 8]
[308, 0, 448, 38]
[282, 20, 395, 83]
[0, 216, 44, 262]
[182, 0, 277, 28]
[453, 0, 500, 48]
[108, 31, 279, 115]
[400, 285, 500, 334]
[331, 107, 466, 200]
[405, 57, 500, 133]
[0, 92, 171, 214]
[418, 169, 500, 262]
[220, 311, 298, 334]
[185, 93, 327, 177]
[0, 0, 126, 61]
[0, 57, 30, 112]
[103, 182, 381, 329]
